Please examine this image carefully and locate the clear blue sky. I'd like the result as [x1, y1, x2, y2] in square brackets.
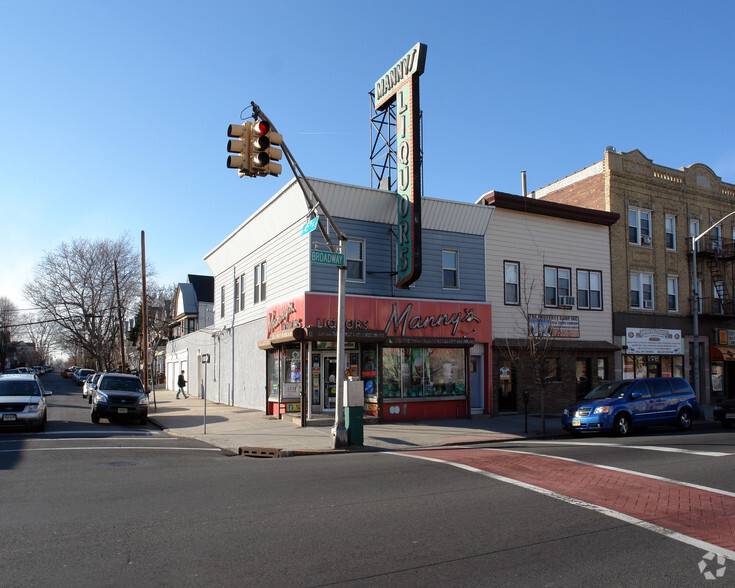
[2, 0, 734, 311]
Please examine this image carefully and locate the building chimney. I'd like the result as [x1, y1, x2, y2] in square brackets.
[521, 171, 527, 197]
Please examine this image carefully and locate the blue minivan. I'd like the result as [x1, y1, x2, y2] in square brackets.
[561, 377, 699, 436]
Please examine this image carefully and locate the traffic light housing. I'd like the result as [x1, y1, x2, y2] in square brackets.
[226, 122, 253, 178]
[250, 120, 283, 177]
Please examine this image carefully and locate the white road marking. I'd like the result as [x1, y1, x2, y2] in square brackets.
[516, 440, 733, 457]
[399, 451, 735, 562]
[0, 446, 221, 453]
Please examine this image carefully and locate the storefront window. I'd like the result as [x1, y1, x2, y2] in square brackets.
[361, 345, 378, 416]
[382, 347, 466, 399]
[623, 354, 683, 380]
[282, 344, 301, 400]
[712, 362, 724, 393]
[267, 350, 282, 401]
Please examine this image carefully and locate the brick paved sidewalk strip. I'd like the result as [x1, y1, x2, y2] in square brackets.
[405, 448, 735, 554]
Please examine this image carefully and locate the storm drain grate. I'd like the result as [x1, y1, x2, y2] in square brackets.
[238, 446, 281, 458]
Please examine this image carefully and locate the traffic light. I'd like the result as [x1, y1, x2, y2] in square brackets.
[226, 122, 253, 177]
[250, 120, 283, 177]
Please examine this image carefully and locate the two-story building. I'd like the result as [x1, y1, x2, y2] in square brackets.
[479, 191, 619, 414]
[167, 178, 493, 422]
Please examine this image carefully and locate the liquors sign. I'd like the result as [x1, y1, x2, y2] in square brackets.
[374, 43, 427, 289]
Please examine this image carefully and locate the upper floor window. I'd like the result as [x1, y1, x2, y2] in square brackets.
[631, 272, 653, 310]
[665, 215, 676, 250]
[504, 261, 519, 305]
[577, 270, 602, 310]
[711, 225, 723, 252]
[233, 276, 240, 314]
[667, 276, 678, 312]
[442, 250, 459, 288]
[253, 262, 266, 304]
[240, 275, 246, 311]
[346, 240, 365, 281]
[220, 286, 225, 318]
[690, 219, 700, 252]
[628, 208, 652, 246]
[544, 266, 571, 307]
[714, 281, 725, 314]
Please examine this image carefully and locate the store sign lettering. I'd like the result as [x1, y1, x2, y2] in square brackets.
[267, 302, 303, 337]
[315, 318, 370, 330]
[385, 303, 481, 337]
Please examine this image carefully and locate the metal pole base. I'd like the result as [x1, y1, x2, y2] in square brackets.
[331, 425, 349, 448]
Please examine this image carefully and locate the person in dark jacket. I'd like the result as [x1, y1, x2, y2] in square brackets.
[176, 370, 188, 399]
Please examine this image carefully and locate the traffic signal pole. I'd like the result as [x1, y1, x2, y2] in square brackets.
[248, 102, 349, 448]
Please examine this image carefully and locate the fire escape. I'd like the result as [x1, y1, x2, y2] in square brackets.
[694, 235, 735, 316]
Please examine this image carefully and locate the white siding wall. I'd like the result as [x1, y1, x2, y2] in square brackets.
[487, 208, 613, 342]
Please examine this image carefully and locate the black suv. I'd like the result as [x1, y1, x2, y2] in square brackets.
[91, 373, 148, 425]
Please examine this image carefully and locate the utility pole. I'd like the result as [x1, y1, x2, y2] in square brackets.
[141, 230, 149, 390]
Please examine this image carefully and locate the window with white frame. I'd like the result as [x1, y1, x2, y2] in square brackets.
[346, 240, 365, 281]
[665, 215, 676, 250]
[504, 261, 519, 305]
[628, 208, 652, 245]
[234, 276, 240, 314]
[220, 286, 225, 318]
[240, 275, 246, 311]
[577, 270, 602, 310]
[631, 272, 654, 309]
[442, 250, 459, 288]
[711, 225, 722, 253]
[544, 266, 571, 307]
[690, 219, 700, 252]
[714, 281, 724, 314]
[253, 262, 266, 304]
[667, 276, 678, 312]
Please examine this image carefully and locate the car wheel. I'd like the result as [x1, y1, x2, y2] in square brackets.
[677, 407, 692, 431]
[91, 409, 100, 424]
[724, 421, 732, 429]
[37, 412, 47, 432]
[88, 394, 93, 404]
[613, 413, 631, 436]
[139, 415, 147, 426]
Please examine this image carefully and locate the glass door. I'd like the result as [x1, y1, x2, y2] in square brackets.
[323, 355, 337, 410]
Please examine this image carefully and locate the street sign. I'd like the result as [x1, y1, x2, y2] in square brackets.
[310, 250, 344, 266]
[301, 216, 320, 236]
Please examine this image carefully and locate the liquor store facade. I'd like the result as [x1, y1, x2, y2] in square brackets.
[258, 293, 493, 422]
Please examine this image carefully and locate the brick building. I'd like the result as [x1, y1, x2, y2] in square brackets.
[535, 148, 735, 407]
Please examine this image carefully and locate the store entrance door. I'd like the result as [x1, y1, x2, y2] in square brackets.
[323, 355, 337, 410]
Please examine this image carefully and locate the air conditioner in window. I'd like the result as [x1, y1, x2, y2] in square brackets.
[558, 296, 575, 308]
[641, 235, 652, 245]
[643, 300, 653, 309]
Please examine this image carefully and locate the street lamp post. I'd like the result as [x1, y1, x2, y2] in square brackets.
[691, 210, 735, 405]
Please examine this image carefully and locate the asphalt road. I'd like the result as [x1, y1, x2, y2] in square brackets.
[2, 373, 734, 586]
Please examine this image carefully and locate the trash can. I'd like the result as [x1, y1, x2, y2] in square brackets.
[344, 378, 364, 446]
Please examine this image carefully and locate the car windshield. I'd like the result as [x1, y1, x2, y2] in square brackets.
[99, 376, 144, 393]
[0, 380, 41, 396]
[584, 381, 633, 400]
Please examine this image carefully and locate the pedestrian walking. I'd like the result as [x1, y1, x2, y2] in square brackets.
[176, 370, 188, 399]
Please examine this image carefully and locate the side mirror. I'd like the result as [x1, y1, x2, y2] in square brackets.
[44, 390, 53, 396]
[630, 391, 642, 400]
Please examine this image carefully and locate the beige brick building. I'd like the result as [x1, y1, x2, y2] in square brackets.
[535, 148, 735, 407]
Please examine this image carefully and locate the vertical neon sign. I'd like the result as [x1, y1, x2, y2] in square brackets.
[374, 43, 427, 289]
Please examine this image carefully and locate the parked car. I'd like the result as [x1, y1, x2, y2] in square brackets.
[713, 399, 735, 428]
[91, 373, 148, 425]
[561, 377, 699, 436]
[74, 368, 95, 386]
[0, 373, 52, 431]
[83, 372, 103, 402]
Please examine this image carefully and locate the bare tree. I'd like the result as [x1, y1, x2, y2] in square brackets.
[23, 235, 142, 370]
[21, 313, 57, 364]
[497, 266, 572, 433]
[0, 297, 19, 370]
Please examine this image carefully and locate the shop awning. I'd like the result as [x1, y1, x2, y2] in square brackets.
[711, 346, 735, 361]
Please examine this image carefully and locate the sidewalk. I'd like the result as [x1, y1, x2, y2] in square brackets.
[146, 388, 566, 457]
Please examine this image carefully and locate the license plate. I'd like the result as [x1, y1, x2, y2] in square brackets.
[726, 413, 735, 419]
[572, 418, 581, 427]
[117, 408, 128, 414]
[3, 414, 17, 421]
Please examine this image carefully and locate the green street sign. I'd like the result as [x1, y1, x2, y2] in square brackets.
[310, 250, 344, 266]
